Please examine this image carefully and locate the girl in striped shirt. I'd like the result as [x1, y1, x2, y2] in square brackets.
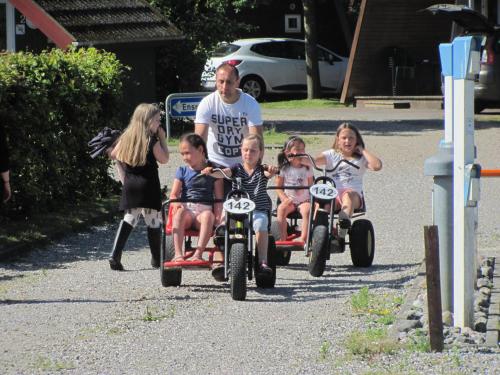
[203, 134, 278, 275]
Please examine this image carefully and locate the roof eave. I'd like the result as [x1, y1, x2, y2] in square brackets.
[73, 35, 185, 48]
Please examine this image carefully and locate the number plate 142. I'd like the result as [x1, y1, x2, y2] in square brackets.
[310, 184, 338, 200]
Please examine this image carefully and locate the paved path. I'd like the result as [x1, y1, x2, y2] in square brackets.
[0, 108, 499, 374]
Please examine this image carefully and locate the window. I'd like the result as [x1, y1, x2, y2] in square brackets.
[212, 43, 240, 57]
[251, 42, 286, 58]
[285, 14, 301, 33]
[282, 41, 305, 60]
[318, 47, 341, 63]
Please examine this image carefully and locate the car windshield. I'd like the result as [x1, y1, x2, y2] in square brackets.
[212, 43, 240, 57]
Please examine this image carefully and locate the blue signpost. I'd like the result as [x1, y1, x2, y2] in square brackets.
[165, 92, 210, 138]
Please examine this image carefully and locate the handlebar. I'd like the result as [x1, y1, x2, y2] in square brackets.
[288, 153, 359, 172]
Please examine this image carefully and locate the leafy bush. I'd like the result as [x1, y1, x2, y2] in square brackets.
[0, 47, 124, 217]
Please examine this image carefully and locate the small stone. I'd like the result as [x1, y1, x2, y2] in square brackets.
[461, 327, 474, 337]
[477, 278, 492, 289]
[479, 287, 491, 296]
[480, 266, 493, 279]
[442, 310, 453, 326]
[444, 336, 455, 345]
[474, 317, 487, 333]
[481, 258, 493, 267]
[475, 311, 487, 319]
[412, 299, 424, 309]
[406, 309, 423, 320]
[476, 294, 490, 308]
[396, 319, 422, 332]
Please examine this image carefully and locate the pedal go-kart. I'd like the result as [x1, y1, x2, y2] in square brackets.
[160, 170, 276, 301]
[268, 185, 310, 266]
[287, 153, 375, 277]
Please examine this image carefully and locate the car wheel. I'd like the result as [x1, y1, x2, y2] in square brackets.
[474, 101, 486, 114]
[240, 76, 265, 101]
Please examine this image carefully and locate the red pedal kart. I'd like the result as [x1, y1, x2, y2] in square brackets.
[160, 198, 223, 287]
[268, 186, 310, 266]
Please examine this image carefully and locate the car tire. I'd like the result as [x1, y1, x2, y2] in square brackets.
[474, 101, 486, 114]
[240, 75, 266, 101]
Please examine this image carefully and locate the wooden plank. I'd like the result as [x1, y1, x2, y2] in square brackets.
[424, 225, 444, 352]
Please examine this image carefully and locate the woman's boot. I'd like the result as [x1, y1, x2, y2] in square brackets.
[109, 220, 133, 271]
[147, 227, 162, 268]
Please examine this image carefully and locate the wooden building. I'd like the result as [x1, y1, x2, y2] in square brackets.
[0, 0, 183, 119]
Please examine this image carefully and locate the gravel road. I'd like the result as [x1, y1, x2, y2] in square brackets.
[1, 110, 499, 374]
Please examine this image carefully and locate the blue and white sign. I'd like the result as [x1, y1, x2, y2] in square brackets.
[169, 96, 204, 117]
[165, 92, 210, 138]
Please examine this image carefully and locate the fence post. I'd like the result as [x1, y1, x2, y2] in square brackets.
[424, 225, 444, 352]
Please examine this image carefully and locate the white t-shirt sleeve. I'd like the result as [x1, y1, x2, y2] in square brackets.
[194, 96, 211, 125]
[246, 95, 262, 127]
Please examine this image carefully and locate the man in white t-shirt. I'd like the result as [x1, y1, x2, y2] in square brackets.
[194, 63, 263, 281]
[195, 63, 263, 168]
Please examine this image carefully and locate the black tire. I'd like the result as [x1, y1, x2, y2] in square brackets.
[255, 235, 277, 288]
[308, 225, 328, 277]
[160, 235, 182, 287]
[230, 242, 247, 301]
[240, 75, 266, 101]
[349, 219, 375, 267]
[474, 101, 486, 114]
[270, 220, 292, 266]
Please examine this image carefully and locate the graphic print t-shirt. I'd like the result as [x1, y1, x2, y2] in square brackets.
[322, 150, 367, 194]
[195, 90, 262, 167]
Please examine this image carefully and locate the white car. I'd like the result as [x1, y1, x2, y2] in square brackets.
[201, 38, 348, 100]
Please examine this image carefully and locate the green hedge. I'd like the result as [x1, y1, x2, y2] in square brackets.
[0, 47, 125, 218]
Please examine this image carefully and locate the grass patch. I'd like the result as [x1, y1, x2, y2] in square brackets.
[260, 98, 347, 110]
[346, 327, 399, 356]
[0, 196, 119, 252]
[33, 356, 75, 371]
[350, 286, 403, 324]
[142, 305, 176, 322]
[406, 328, 431, 353]
[319, 340, 332, 361]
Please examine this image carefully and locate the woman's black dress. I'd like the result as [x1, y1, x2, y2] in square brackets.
[119, 138, 162, 211]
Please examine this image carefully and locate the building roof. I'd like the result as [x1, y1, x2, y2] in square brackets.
[13, 0, 183, 47]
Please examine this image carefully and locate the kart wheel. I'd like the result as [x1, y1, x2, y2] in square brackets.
[349, 219, 375, 267]
[308, 225, 328, 277]
[160, 235, 182, 287]
[270, 221, 291, 266]
[255, 235, 277, 288]
[230, 243, 247, 301]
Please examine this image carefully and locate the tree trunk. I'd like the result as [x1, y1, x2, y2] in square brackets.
[303, 0, 321, 99]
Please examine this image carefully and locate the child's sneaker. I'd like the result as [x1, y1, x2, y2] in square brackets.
[258, 262, 273, 276]
[338, 211, 351, 229]
[338, 211, 351, 238]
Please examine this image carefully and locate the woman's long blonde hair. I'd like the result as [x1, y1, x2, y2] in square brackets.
[114, 103, 160, 167]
